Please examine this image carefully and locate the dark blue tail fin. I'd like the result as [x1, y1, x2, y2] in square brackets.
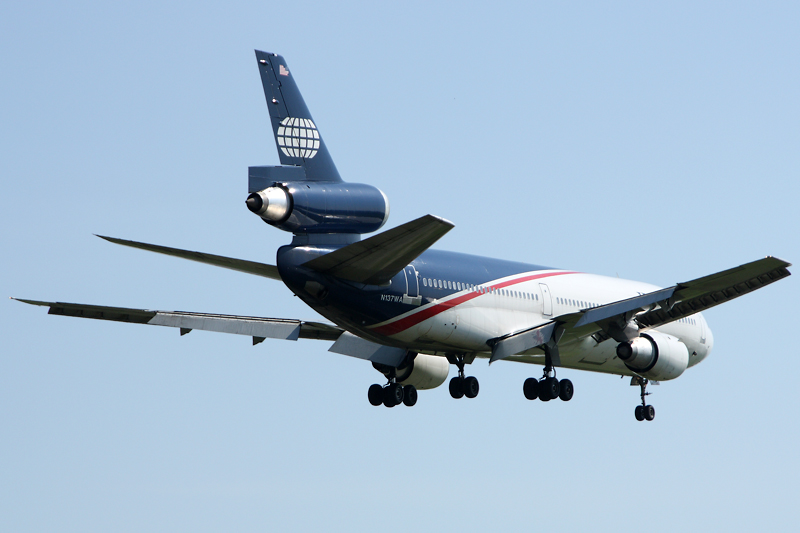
[255, 50, 341, 182]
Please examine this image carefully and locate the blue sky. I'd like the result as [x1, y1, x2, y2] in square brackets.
[2, 1, 798, 531]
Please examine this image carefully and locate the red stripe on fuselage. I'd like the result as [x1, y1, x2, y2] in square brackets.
[370, 270, 577, 336]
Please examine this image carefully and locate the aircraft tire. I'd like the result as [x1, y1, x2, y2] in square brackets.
[558, 379, 574, 401]
[402, 385, 418, 407]
[383, 383, 403, 407]
[540, 377, 559, 401]
[523, 378, 539, 400]
[635, 405, 645, 421]
[449, 377, 465, 399]
[539, 391, 551, 402]
[644, 405, 655, 421]
[463, 376, 479, 399]
[368, 384, 384, 406]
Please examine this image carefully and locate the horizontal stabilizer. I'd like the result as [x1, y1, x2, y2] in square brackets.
[328, 331, 409, 367]
[97, 235, 281, 281]
[490, 322, 557, 364]
[302, 215, 454, 285]
[12, 299, 342, 341]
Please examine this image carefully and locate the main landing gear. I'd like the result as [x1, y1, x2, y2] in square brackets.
[522, 347, 573, 403]
[633, 377, 655, 421]
[367, 367, 417, 408]
[368, 382, 418, 408]
[448, 354, 479, 399]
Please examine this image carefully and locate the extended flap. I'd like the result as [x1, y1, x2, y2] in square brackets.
[490, 322, 557, 364]
[328, 331, 409, 366]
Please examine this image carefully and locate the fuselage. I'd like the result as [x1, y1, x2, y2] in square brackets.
[277, 244, 713, 379]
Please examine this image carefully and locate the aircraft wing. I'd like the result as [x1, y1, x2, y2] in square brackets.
[97, 235, 281, 280]
[302, 214, 454, 285]
[633, 256, 791, 329]
[12, 298, 341, 344]
[490, 256, 792, 359]
[573, 256, 791, 333]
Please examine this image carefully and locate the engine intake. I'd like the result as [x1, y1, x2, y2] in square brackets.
[246, 181, 389, 234]
[617, 332, 689, 381]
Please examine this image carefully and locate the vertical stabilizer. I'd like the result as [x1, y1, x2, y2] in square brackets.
[255, 50, 341, 182]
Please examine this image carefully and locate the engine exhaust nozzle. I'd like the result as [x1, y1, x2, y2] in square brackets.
[245, 193, 263, 213]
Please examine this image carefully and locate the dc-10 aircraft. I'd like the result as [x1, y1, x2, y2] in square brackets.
[15, 51, 792, 421]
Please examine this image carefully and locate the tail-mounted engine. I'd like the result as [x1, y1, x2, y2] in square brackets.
[616, 331, 689, 381]
[247, 178, 389, 235]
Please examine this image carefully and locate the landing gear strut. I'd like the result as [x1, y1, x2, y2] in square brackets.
[448, 354, 479, 399]
[633, 377, 655, 421]
[522, 345, 573, 402]
[368, 367, 417, 408]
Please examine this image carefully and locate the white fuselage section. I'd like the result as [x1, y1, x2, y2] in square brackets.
[370, 270, 713, 379]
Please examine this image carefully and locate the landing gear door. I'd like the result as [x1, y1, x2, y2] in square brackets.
[403, 266, 422, 306]
[539, 283, 553, 316]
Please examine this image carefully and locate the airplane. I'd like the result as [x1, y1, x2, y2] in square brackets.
[14, 50, 792, 421]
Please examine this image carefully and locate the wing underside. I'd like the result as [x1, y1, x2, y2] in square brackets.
[13, 299, 341, 344]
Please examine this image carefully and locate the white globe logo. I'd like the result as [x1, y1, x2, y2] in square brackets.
[277, 117, 320, 158]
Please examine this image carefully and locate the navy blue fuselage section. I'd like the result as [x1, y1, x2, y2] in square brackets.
[275, 181, 388, 234]
[276, 245, 553, 345]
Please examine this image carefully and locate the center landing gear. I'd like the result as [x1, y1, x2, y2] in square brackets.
[367, 368, 417, 408]
[522, 347, 573, 402]
[633, 377, 655, 421]
[448, 354, 479, 399]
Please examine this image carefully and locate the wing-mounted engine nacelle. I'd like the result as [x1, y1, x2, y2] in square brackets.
[616, 331, 689, 381]
[246, 181, 389, 234]
[374, 353, 449, 390]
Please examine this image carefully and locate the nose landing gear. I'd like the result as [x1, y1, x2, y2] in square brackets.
[632, 376, 655, 421]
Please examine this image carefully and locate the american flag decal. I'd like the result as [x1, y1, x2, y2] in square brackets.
[279, 65, 289, 76]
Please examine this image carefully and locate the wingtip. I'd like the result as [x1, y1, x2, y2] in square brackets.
[96, 235, 124, 245]
[427, 214, 455, 228]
